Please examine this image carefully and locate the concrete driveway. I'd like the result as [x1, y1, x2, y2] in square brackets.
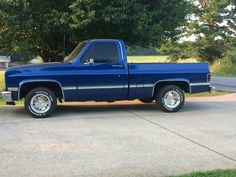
[0, 94, 236, 177]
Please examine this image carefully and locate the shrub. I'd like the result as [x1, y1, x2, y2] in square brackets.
[211, 59, 236, 77]
[224, 49, 236, 64]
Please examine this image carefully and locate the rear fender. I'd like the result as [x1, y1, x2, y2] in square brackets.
[152, 79, 190, 97]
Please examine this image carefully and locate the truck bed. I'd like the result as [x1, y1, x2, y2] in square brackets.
[128, 62, 210, 74]
[127, 63, 210, 98]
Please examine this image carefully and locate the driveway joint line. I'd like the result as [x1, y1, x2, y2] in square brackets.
[210, 101, 236, 108]
[0, 119, 46, 126]
[0, 120, 31, 126]
[126, 109, 236, 163]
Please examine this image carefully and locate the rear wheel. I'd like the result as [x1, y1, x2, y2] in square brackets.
[156, 85, 185, 112]
[24, 87, 57, 118]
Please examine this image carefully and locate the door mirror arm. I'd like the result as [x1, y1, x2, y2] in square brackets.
[84, 58, 94, 65]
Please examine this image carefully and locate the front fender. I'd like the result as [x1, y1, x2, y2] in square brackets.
[18, 79, 64, 100]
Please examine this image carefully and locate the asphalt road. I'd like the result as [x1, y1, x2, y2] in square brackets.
[0, 94, 236, 177]
[212, 77, 236, 92]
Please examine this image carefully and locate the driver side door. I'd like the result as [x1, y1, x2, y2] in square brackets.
[74, 41, 129, 101]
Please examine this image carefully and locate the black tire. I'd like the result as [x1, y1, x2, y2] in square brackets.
[139, 98, 154, 103]
[156, 85, 185, 112]
[24, 87, 57, 118]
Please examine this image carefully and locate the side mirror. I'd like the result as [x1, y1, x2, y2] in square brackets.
[84, 58, 94, 65]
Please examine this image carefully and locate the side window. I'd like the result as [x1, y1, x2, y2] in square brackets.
[81, 43, 119, 64]
[81, 46, 91, 63]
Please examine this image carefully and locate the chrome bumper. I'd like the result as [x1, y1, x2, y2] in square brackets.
[1, 91, 13, 102]
[209, 86, 216, 93]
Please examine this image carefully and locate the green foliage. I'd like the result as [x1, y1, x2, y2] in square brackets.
[211, 48, 236, 77]
[193, 39, 225, 63]
[211, 61, 236, 77]
[127, 46, 158, 56]
[160, 0, 236, 63]
[70, 0, 190, 47]
[0, 0, 190, 62]
[0, 0, 75, 62]
[223, 48, 236, 64]
[186, 0, 235, 38]
[159, 41, 192, 61]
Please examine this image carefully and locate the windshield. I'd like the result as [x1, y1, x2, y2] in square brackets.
[64, 41, 87, 62]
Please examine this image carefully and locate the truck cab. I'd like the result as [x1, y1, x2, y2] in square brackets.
[65, 39, 129, 101]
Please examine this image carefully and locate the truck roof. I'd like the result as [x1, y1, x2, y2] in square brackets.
[88, 39, 123, 43]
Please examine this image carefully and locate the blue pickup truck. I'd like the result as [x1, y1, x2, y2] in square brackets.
[1, 39, 214, 118]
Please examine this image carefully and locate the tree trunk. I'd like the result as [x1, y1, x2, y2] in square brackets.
[41, 50, 63, 62]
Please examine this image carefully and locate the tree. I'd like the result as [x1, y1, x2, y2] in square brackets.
[70, 0, 190, 47]
[0, 0, 72, 62]
[160, 0, 236, 63]
[0, 0, 190, 62]
[159, 40, 195, 61]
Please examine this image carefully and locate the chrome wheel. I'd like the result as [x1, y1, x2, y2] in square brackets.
[30, 94, 51, 114]
[163, 90, 181, 109]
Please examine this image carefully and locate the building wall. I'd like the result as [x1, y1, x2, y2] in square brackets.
[0, 56, 10, 69]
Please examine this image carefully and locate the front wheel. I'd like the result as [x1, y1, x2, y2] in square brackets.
[24, 87, 57, 118]
[156, 85, 185, 112]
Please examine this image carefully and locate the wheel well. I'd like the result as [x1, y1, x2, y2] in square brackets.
[19, 82, 64, 99]
[153, 81, 190, 97]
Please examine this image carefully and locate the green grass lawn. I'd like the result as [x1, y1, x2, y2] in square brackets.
[128, 55, 198, 63]
[211, 62, 236, 77]
[186, 91, 228, 97]
[170, 169, 236, 177]
[0, 71, 5, 104]
[128, 55, 170, 63]
[0, 71, 5, 90]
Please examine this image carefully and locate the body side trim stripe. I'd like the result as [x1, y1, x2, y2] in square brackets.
[190, 82, 211, 86]
[77, 84, 153, 89]
[78, 85, 124, 89]
[60, 85, 154, 90]
[62, 87, 77, 90]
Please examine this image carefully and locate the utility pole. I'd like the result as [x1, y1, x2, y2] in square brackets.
[63, 33, 66, 59]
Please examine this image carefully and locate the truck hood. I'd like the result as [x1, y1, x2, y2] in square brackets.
[6, 62, 73, 76]
[7, 62, 61, 71]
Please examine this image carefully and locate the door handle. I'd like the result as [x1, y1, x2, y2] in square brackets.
[113, 64, 123, 68]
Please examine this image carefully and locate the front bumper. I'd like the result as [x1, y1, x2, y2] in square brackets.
[1, 90, 13, 103]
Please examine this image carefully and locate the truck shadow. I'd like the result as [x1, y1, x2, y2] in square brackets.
[53, 100, 236, 118]
[9, 100, 235, 119]
[56, 103, 157, 114]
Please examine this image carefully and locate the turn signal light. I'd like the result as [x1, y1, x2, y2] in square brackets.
[207, 74, 211, 82]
